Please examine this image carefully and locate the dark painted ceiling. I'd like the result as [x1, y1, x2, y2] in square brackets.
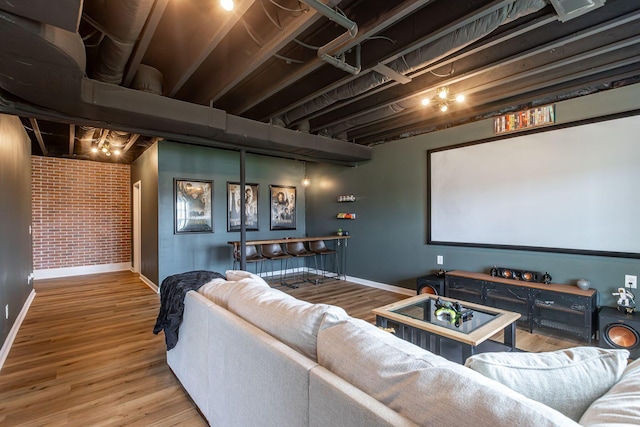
[1, 0, 639, 164]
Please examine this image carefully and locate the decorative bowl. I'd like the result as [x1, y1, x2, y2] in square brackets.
[576, 279, 590, 290]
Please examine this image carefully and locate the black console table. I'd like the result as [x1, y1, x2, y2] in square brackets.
[445, 270, 598, 343]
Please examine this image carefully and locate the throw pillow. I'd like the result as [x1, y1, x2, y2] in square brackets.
[225, 269, 270, 287]
[464, 346, 630, 421]
[579, 358, 640, 426]
[198, 277, 269, 309]
[228, 286, 349, 361]
[317, 318, 578, 426]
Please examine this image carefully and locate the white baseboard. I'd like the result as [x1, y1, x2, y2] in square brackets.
[34, 263, 131, 280]
[345, 275, 416, 296]
[138, 273, 158, 293]
[0, 289, 36, 372]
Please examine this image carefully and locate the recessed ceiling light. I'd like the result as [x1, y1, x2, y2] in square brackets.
[220, 0, 234, 11]
[456, 94, 465, 102]
[421, 98, 430, 106]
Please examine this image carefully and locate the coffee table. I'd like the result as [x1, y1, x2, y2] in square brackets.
[373, 294, 521, 364]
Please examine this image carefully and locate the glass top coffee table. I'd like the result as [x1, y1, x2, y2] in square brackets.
[373, 294, 521, 363]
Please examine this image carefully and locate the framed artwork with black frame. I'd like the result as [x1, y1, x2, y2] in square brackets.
[227, 182, 259, 232]
[174, 178, 213, 233]
[270, 185, 296, 230]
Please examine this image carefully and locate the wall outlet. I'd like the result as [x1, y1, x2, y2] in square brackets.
[437, 255, 444, 265]
[625, 274, 637, 289]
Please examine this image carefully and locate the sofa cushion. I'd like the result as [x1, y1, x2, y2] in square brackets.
[198, 277, 269, 309]
[318, 317, 580, 427]
[225, 269, 270, 287]
[579, 358, 640, 426]
[228, 286, 349, 361]
[464, 347, 629, 421]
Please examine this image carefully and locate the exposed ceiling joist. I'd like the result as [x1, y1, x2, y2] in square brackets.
[29, 118, 47, 155]
[1, 0, 638, 164]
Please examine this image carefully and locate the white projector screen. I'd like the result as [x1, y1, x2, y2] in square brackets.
[428, 113, 640, 258]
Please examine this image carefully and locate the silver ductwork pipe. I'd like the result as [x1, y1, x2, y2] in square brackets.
[83, 0, 155, 85]
[78, 64, 163, 154]
[281, 0, 547, 129]
[79, 0, 159, 154]
[300, 0, 360, 75]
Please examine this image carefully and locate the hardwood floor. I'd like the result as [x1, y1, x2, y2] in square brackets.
[0, 271, 585, 426]
[0, 271, 207, 427]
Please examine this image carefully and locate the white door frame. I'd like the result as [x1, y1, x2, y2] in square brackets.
[133, 180, 141, 274]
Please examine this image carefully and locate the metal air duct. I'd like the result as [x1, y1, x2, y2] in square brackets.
[278, 0, 547, 130]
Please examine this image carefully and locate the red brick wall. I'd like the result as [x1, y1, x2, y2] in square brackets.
[32, 157, 131, 270]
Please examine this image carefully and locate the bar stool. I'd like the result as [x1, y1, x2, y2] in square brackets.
[261, 243, 292, 287]
[286, 241, 316, 285]
[232, 244, 266, 276]
[309, 240, 338, 283]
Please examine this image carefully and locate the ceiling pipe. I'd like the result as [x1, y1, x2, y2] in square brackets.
[78, 0, 160, 157]
[82, 0, 155, 85]
[299, 0, 360, 75]
[279, 0, 547, 128]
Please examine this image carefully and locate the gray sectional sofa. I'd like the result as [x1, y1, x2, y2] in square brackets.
[166, 270, 640, 427]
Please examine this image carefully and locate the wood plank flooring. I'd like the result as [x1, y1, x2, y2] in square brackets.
[0, 271, 584, 426]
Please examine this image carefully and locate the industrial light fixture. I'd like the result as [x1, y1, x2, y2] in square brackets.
[421, 87, 465, 112]
[91, 141, 120, 157]
[220, 0, 234, 11]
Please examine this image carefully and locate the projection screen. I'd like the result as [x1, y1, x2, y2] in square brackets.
[428, 113, 640, 258]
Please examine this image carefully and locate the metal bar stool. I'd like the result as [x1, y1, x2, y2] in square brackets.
[286, 241, 316, 285]
[260, 243, 292, 287]
[232, 244, 266, 276]
[309, 240, 338, 283]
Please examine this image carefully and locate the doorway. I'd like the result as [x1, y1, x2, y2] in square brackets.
[133, 181, 141, 274]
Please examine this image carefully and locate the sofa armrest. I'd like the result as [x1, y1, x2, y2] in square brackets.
[166, 291, 215, 417]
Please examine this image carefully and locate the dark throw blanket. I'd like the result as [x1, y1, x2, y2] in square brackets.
[153, 270, 225, 350]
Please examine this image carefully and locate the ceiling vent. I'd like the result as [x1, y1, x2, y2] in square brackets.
[549, 0, 606, 22]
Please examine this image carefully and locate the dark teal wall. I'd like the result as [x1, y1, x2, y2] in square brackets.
[0, 114, 33, 348]
[156, 141, 306, 284]
[306, 85, 640, 307]
[131, 143, 160, 285]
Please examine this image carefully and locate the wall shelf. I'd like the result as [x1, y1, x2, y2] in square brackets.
[337, 213, 356, 219]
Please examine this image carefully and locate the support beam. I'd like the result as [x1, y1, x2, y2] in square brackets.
[240, 149, 247, 271]
[68, 123, 75, 156]
[29, 118, 47, 155]
[122, 133, 140, 154]
[123, 0, 170, 87]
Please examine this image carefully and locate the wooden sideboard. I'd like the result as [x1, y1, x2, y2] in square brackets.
[444, 270, 599, 343]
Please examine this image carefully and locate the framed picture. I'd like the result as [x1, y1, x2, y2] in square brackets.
[270, 185, 296, 230]
[227, 182, 259, 232]
[174, 179, 213, 233]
